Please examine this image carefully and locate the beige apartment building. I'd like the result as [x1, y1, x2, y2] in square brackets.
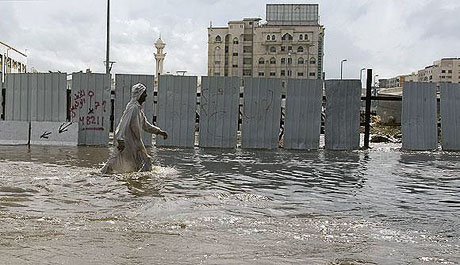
[416, 58, 460, 84]
[207, 4, 325, 84]
[380, 58, 460, 89]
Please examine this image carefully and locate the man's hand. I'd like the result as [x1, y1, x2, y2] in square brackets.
[117, 140, 125, 152]
[160, 130, 168, 140]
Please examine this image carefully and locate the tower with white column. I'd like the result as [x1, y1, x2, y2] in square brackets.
[154, 37, 166, 85]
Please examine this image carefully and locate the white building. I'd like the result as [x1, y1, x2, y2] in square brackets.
[1, 41, 27, 120]
[207, 4, 325, 87]
[154, 37, 166, 87]
[1, 41, 27, 82]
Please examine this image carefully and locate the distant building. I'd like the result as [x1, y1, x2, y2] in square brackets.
[417, 58, 460, 84]
[207, 4, 325, 87]
[380, 58, 460, 89]
[1, 41, 27, 82]
[1, 41, 27, 120]
[377, 58, 460, 125]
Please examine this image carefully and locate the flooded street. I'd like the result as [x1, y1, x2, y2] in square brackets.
[0, 145, 459, 264]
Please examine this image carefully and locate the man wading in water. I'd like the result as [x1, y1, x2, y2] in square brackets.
[101, 83, 168, 174]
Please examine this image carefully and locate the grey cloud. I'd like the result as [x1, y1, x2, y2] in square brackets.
[1, 0, 459, 79]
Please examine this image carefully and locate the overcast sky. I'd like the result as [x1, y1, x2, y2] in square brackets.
[1, 0, 459, 79]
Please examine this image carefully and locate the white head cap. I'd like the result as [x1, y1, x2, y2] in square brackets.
[131, 83, 147, 101]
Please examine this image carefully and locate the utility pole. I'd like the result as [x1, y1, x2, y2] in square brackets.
[105, 0, 110, 74]
[340, 59, 347, 79]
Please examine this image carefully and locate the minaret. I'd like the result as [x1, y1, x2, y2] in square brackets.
[154, 36, 166, 85]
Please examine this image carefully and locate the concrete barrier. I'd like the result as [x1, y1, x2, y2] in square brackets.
[30, 121, 78, 146]
[0, 121, 29, 145]
[325, 80, 361, 150]
[402, 82, 437, 151]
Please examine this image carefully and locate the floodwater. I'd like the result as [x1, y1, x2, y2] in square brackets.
[0, 144, 459, 265]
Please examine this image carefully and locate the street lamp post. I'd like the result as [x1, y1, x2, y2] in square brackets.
[105, 0, 110, 74]
[340, 59, 347, 79]
[360, 67, 366, 90]
[360, 68, 366, 82]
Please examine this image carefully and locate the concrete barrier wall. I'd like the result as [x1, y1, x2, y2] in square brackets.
[402, 82, 437, 151]
[30, 121, 78, 146]
[115, 74, 154, 146]
[199, 76, 239, 148]
[324, 80, 361, 150]
[5, 73, 67, 122]
[156, 75, 197, 148]
[71, 73, 111, 146]
[241, 77, 282, 149]
[284, 79, 322, 150]
[440, 83, 460, 151]
[0, 121, 29, 145]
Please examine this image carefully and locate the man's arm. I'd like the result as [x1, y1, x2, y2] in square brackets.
[141, 111, 168, 139]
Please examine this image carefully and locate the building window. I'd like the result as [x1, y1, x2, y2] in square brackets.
[243, 46, 252, 53]
[215, 35, 222, 42]
[258, 72, 265, 76]
[448, 70, 452, 73]
[215, 61, 221, 65]
[297, 46, 304, 53]
[287, 70, 292, 76]
[271, 35, 276, 41]
[281, 70, 286, 76]
[233, 38, 239, 44]
[267, 35, 271, 41]
[243, 58, 252, 65]
[233, 64, 238, 68]
[243, 70, 252, 76]
[258, 58, 265, 64]
[281, 46, 286, 52]
[270, 57, 276, 64]
[304, 34, 309, 40]
[214, 72, 221, 76]
[282, 33, 293, 41]
[270, 72, 276, 76]
[299, 34, 303, 40]
[298, 72, 304, 77]
[309, 72, 316, 77]
[288, 46, 293, 52]
[298, 58, 304, 64]
[269, 46, 276, 53]
[281, 58, 286, 64]
[287, 58, 292, 65]
[233, 52, 238, 56]
[310, 57, 316, 64]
